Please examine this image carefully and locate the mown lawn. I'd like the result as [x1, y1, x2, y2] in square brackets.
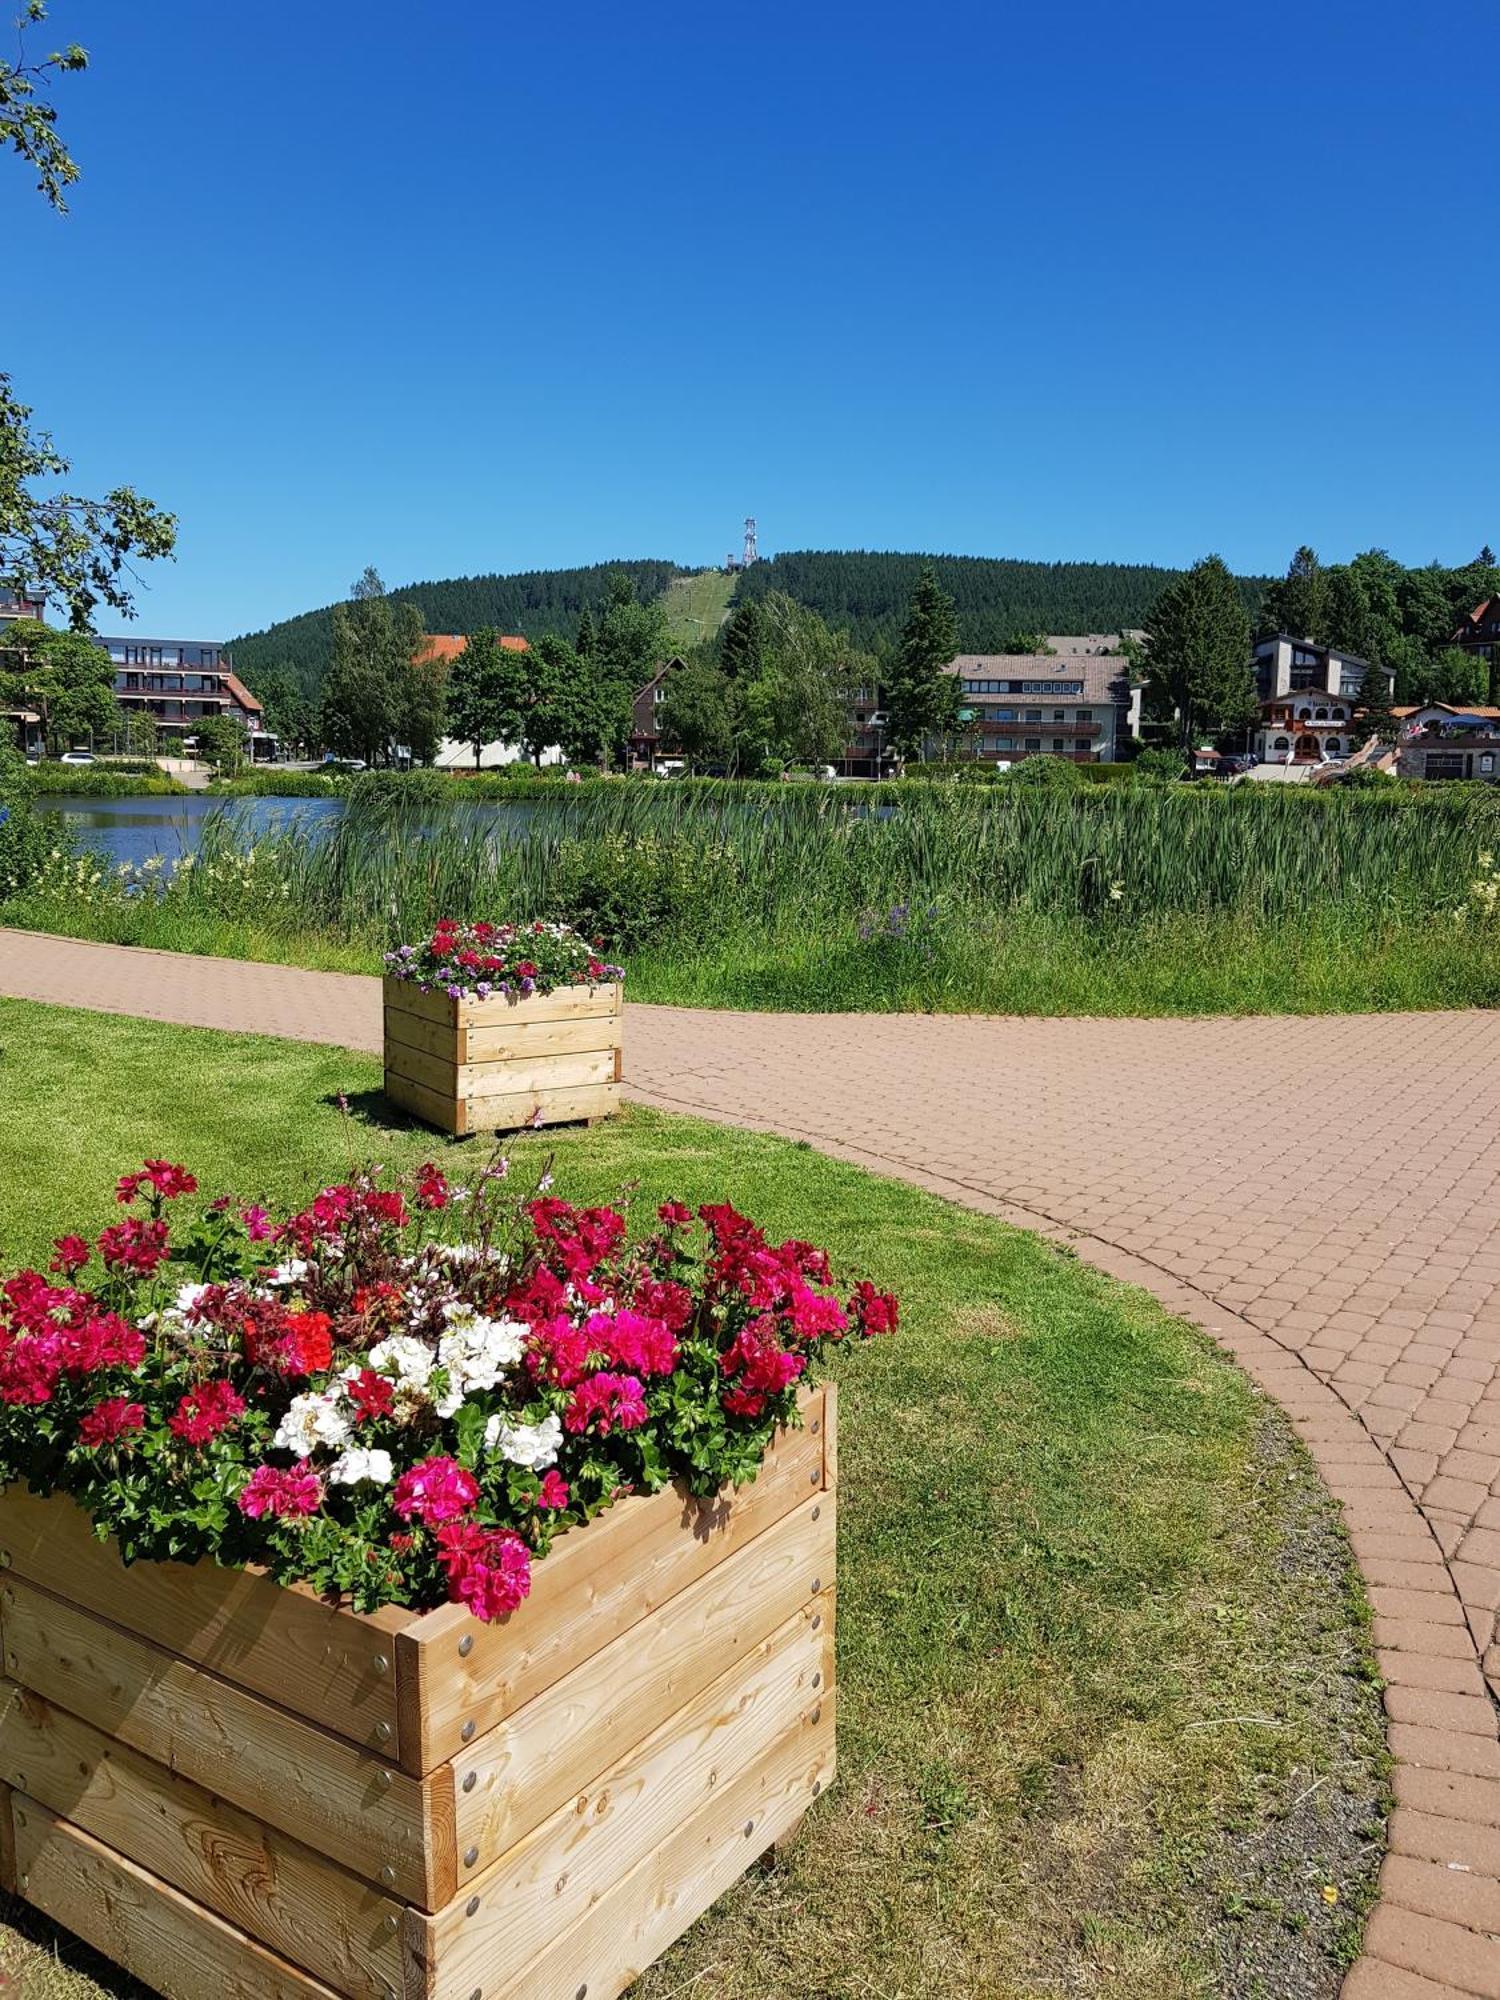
[0, 1000, 1387, 1999]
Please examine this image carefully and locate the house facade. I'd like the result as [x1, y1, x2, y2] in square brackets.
[1450, 600, 1500, 693]
[629, 658, 689, 769]
[1252, 634, 1392, 765]
[1396, 703, 1500, 782]
[97, 635, 263, 741]
[941, 653, 1139, 765]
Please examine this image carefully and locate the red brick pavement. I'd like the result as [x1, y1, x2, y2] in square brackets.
[3, 927, 1498, 1992]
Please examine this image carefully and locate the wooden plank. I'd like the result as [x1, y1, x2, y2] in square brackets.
[454, 1493, 834, 1868]
[1, 1578, 451, 1908]
[384, 1042, 617, 1102]
[0, 1682, 406, 1998]
[384, 977, 621, 1030]
[0, 1778, 14, 1895]
[491, 1697, 835, 2000]
[463, 1014, 621, 1064]
[460, 1080, 621, 1134]
[383, 1067, 466, 1136]
[0, 1489, 407, 1756]
[10, 1795, 348, 2000]
[395, 1386, 826, 1773]
[381, 1008, 462, 1063]
[414, 1606, 831, 1994]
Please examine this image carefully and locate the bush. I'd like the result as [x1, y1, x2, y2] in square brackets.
[550, 832, 740, 953]
[0, 743, 49, 897]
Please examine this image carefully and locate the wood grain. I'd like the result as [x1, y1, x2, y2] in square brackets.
[413, 1605, 831, 1994]
[0, 1489, 406, 1754]
[10, 1794, 349, 2000]
[0, 1681, 406, 1997]
[453, 1493, 834, 1868]
[0, 1577, 450, 1908]
[395, 1386, 827, 1772]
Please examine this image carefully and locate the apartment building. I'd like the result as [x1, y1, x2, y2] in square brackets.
[1252, 634, 1393, 765]
[98, 635, 263, 740]
[942, 653, 1139, 765]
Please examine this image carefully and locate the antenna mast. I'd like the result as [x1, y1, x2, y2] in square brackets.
[742, 517, 758, 567]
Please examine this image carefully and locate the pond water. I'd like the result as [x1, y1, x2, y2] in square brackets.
[34, 795, 350, 871]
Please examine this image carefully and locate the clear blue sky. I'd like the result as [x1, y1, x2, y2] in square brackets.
[10, 0, 1497, 637]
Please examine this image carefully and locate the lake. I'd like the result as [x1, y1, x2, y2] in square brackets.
[34, 795, 350, 871]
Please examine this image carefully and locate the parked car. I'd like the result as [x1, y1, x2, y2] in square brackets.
[59, 750, 97, 765]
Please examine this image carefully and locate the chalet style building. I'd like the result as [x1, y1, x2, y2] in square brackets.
[1450, 600, 1500, 693]
[1251, 634, 1394, 766]
[941, 653, 1141, 765]
[1396, 703, 1500, 782]
[628, 657, 689, 769]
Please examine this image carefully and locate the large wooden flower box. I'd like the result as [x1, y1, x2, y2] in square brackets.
[382, 978, 624, 1137]
[0, 1386, 836, 2000]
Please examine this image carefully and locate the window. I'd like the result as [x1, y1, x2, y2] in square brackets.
[1077, 709, 1093, 722]
[1053, 709, 1065, 722]
[1481, 753, 1495, 776]
[1024, 736, 1042, 751]
[1325, 738, 1340, 755]
[1052, 737, 1067, 752]
[1019, 680, 1084, 695]
[1274, 736, 1290, 751]
[995, 736, 1014, 750]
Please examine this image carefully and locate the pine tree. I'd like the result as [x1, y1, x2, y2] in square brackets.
[1266, 546, 1328, 641]
[575, 606, 596, 659]
[1357, 664, 1398, 747]
[887, 563, 959, 760]
[719, 598, 765, 681]
[1141, 556, 1255, 757]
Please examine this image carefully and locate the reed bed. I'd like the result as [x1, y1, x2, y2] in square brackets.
[16, 781, 1500, 1015]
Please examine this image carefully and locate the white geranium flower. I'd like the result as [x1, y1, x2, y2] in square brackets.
[267, 1258, 311, 1288]
[367, 1335, 435, 1387]
[329, 1448, 394, 1487]
[484, 1411, 563, 1471]
[273, 1392, 352, 1460]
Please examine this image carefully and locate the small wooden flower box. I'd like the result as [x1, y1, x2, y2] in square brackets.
[382, 978, 624, 1137]
[0, 1386, 836, 2000]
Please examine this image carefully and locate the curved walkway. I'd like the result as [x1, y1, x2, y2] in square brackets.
[3, 928, 1500, 1996]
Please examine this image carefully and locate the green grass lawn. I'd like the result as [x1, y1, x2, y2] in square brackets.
[0, 1000, 1387, 1999]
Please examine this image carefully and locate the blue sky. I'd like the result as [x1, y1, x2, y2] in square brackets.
[10, 0, 1497, 637]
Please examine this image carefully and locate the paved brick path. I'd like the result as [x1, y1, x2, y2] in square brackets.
[3, 926, 1499, 1994]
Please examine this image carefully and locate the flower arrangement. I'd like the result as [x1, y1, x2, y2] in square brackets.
[384, 919, 624, 1002]
[0, 1158, 895, 1623]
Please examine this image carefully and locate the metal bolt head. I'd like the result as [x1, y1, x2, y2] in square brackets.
[811, 1576, 822, 1594]
[808, 1470, 819, 1486]
[383, 1913, 399, 1934]
[371, 1653, 390, 1676]
[743, 1819, 755, 1837]
[464, 1844, 479, 1867]
[458, 1633, 474, 1658]
[466, 1894, 480, 1916]
[374, 1721, 392, 1743]
[470, 1989, 483, 2000]
[813, 1779, 822, 1796]
[812, 1672, 822, 1689]
[811, 1419, 820, 1434]
[375, 1769, 393, 1792]
[812, 1705, 822, 1724]
[811, 1505, 821, 1521]
[461, 1719, 476, 1742]
[0, 1549, 11, 1568]
[379, 1864, 396, 1886]
[812, 1614, 822, 1631]
[462, 1771, 477, 1793]
[13, 1772, 24, 1792]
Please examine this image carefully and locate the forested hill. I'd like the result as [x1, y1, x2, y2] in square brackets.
[733, 551, 1269, 653]
[229, 560, 687, 691]
[230, 549, 1272, 691]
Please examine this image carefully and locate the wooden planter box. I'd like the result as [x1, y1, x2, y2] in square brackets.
[382, 978, 624, 1138]
[0, 1386, 836, 2000]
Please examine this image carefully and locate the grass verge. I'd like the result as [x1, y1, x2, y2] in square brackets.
[0, 999, 1387, 1998]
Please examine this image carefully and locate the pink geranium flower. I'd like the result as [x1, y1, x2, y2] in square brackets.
[391, 1455, 479, 1525]
[238, 1464, 323, 1520]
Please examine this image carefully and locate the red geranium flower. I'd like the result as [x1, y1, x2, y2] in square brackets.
[49, 1235, 90, 1275]
[78, 1398, 146, 1448]
[238, 1464, 323, 1520]
[168, 1380, 246, 1446]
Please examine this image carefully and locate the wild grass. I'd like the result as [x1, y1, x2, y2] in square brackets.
[0, 1000, 1387, 1998]
[9, 781, 1500, 1015]
[23, 765, 189, 797]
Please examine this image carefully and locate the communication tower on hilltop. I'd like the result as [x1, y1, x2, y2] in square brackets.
[726, 518, 761, 572]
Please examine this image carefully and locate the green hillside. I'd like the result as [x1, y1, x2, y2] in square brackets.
[229, 559, 688, 693]
[734, 550, 1270, 652]
[658, 569, 737, 652]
